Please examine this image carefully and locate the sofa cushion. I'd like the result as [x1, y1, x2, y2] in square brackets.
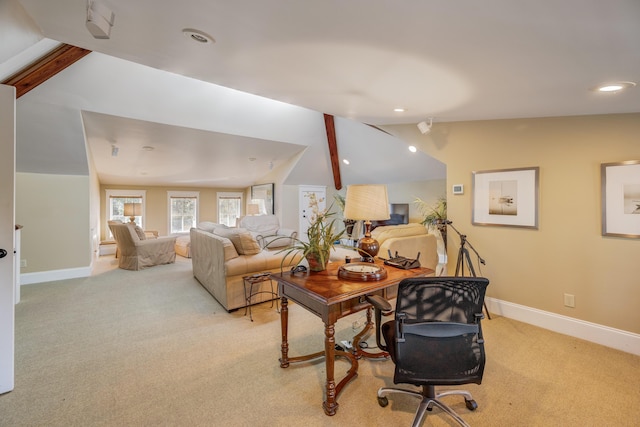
[214, 227, 261, 255]
[197, 221, 228, 233]
[261, 235, 294, 249]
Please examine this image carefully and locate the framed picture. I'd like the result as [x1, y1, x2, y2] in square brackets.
[251, 183, 274, 215]
[472, 167, 539, 229]
[601, 160, 640, 238]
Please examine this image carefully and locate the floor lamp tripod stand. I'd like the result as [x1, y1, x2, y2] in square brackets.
[447, 220, 491, 319]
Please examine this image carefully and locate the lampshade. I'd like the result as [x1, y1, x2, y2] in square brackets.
[343, 185, 390, 221]
[343, 185, 390, 259]
[247, 203, 260, 215]
[123, 202, 142, 224]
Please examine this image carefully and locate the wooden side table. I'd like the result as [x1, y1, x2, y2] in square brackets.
[242, 272, 279, 321]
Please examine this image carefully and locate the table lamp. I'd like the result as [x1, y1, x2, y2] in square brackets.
[123, 202, 142, 224]
[343, 184, 390, 260]
[247, 203, 260, 216]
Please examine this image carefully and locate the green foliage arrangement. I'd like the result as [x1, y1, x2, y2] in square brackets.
[280, 193, 345, 271]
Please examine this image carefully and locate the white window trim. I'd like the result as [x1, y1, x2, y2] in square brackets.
[167, 191, 200, 235]
[105, 189, 147, 238]
[217, 192, 243, 227]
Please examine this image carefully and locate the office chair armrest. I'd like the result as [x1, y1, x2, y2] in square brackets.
[365, 294, 393, 352]
[365, 294, 392, 313]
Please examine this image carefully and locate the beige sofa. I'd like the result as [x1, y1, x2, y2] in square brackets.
[190, 222, 302, 312]
[370, 223, 439, 271]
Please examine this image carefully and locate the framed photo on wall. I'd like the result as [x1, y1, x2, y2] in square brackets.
[472, 167, 539, 229]
[251, 183, 274, 215]
[601, 160, 640, 238]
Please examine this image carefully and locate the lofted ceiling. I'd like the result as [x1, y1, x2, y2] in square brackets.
[3, 0, 639, 188]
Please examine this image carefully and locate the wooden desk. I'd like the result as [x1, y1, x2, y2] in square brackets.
[271, 260, 434, 416]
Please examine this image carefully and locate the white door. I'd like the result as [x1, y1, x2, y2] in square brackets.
[0, 85, 16, 393]
[298, 185, 326, 243]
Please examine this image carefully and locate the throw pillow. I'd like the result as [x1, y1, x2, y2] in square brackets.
[133, 225, 146, 240]
[213, 227, 261, 255]
[133, 225, 147, 240]
[217, 236, 239, 261]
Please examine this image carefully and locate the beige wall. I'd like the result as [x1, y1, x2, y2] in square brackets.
[387, 113, 640, 334]
[16, 173, 92, 273]
[99, 184, 246, 240]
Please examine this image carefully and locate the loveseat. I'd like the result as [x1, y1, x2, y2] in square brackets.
[190, 221, 301, 311]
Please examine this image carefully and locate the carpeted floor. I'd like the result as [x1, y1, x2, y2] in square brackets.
[1, 256, 638, 426]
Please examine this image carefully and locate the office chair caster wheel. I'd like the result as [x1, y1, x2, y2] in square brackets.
[377, 396, 389, 407]
[465, 399, 478, 411]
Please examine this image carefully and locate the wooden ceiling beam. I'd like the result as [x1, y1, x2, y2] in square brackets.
[323, 113, 342, 190]
[2, 44, 91, 99]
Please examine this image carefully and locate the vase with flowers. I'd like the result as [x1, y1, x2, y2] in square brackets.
[280, 193, 345, 272]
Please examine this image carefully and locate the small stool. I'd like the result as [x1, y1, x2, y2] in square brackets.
[242, 272, 279, 321]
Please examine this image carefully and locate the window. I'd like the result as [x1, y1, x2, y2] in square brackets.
[105, 189, 146, 238]
[218, 192, 243, 227]
[168, 191, 199, 234]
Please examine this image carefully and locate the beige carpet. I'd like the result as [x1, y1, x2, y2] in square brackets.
[1, 256, 638, 426]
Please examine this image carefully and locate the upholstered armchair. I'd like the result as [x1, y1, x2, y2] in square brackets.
[108, 223, 177, 270]
[237, 215, 297, 249]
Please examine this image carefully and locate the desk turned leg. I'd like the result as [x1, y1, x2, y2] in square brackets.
[352, 307, 389, 360]
[323, 322, 338, 416]
[279, 296, 289, 368]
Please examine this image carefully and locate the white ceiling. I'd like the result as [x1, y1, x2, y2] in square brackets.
[5, 0, 640, 188]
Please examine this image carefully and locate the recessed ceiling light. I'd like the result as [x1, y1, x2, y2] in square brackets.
[595, 81, 636, 93]
[408, 145, 417, 153]
[182, 28, 215, 44]
[393, 108, 406, 112]
[343, 159, 350, 165]
[142, 146, 154, 151]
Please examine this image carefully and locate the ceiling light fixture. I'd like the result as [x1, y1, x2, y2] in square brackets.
[182, 28, 215, 44]
[394, 107, 406, 112]
[595, 81, 636, 93]
[343, 159, 350, 165]
[417, 117, 433, 134]
[408, 145, 417, 153]
[142, 145, 154, 151]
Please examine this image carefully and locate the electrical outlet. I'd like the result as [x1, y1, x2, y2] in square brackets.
[20, 259, 27, 268]
[564, 293, 575, 308]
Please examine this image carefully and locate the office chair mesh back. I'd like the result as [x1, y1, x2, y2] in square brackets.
[384, 277, 489, 386]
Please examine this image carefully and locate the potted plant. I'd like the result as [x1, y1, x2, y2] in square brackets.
[280, 193, 345, 272]
[333, 193, 357, 239]
[414, 196, 448, 250]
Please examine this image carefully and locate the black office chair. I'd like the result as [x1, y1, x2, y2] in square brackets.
[367, 276, 489, 427]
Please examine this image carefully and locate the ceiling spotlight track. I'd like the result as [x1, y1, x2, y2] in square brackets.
[417, 117, 433, 135]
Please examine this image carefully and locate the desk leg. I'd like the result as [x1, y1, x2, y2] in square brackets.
[352, 307, 389, 360]
[279, 296, 289, 368]
[323, 322, 338, 416]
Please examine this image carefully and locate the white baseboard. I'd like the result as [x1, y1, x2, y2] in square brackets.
[486, 297, 640, 356]
[20, 266, 92, 285]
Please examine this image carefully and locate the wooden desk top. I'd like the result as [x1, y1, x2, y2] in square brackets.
[271, 259, 434, 307]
